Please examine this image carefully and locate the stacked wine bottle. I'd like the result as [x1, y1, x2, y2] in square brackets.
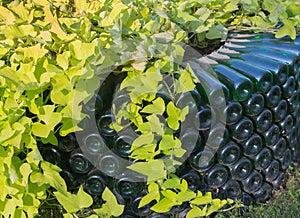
[38, 32, 300, 216]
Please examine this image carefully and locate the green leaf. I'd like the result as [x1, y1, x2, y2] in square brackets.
[131, 133, 155, 151]
[166, 102, 188, 130]
[141, 97, 165, 115]
[206, 199, 227, 216]
[94, 187, 125, 217]
[190, 192, 213, 205]
[186, 205, 207, 218]
[54, 186, 93, 214]
[161, 177, 181, 190]
[176, 190, 196, 202]
[139, 182, 160, 208]
[275, 20, 296, 40]
[150, 198, 180, 213]
[175, 68, 196, 93]
[127, 160, 166, 181]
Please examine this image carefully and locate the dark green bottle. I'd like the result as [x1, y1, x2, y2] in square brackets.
[241, 170, 263, 194]
[262, 124, 280, 147]
[224, 44, 299, 75]
[229, 157, 253, 181]
[282, 76, 296, 98]
[265, 85, 282, 108]
[221, 101, 243, 125]
[228, 117, 254, 142]
[83, 170, 106, 196]
[264, 160, 280, 183]
[180, 128, 202, 154]
[113, 134, 134, 158]
[250, 147, 272, 170]
[208, 53, 273, 93]
[97, 113, 117, 137]
[252, 182, 272, 203]
[279, 148, 292, 170]
[227, 38, 300, 56]
[279, 114, 294, 135]
[287, 90, 299, 112]
[114, 176, 144, 199]
[57, 133, 78, 153]
[217, 141, 241, 166]
[204, 164, 229, 188]
[250, 109, 273, 133]
[69, 148, 93, 174]
[218, 48, 288, 85]
[82, 93, 104, 118]
[269, 137, 287, 159]
[189, 148, 216, 172]
[40, 146, 62, 166]
[240, 133, 263, 157]
[194, 105, 216, 131]
[177, 89, 201, 113]
[178, 168, 203, 192]
[199, 57, 254, 101]
[221, 179, 242, 199]
[272, 100, 288, 122]
[241, 93, 265, 116]
[194, 68, 229, 108]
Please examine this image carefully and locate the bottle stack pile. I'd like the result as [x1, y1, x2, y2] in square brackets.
[39, 33, 300, 216]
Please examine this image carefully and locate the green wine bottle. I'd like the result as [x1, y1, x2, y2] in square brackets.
[224, 44, 299, 75]
[208, 52, 273, 93]
[241, 93, 265, 116]
[218, 48, 288, 85]
[199, 57, 254, 101]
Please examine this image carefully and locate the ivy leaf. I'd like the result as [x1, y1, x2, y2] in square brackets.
[161, 177, 181, 190]
[141, 97, 165, 115]
[190, 192, 213, 205]
[127, 160, 166, 181]
[175, 68, 196, 93]
[94, 187, 125, 217]
[275, 20, 296, 40]
[131, 133, 155, 151]
[139, 182, 160, 208]
[186, 205, 207, 218]
[166, 102, 188, 130]
[54, 186, 93, 214]
[206, 199, 227, 216]
[150, 198, 180, 213]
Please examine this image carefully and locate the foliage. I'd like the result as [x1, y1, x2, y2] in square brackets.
[0, 0, 299, 217]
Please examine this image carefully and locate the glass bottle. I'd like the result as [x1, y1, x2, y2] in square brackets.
[57, 133, 78, 153]
[69, 148, 93, 174]
[180, 129, 202, 154]
[269, 137, 287, 159]
[241, 93, 265, 116]
[271, 172, 285, 190]
[208, 53, 273, 93]
[179, 169, 203, 192]
[205, 164, 229, 188]
[198, 57, 253, 102]
[113, 134, 134, 158]
[189, 148, 216, 172]
[250, 109, 273, 133]
[272, 100, 288, 122]
[287, 90, 298, 112]
[204, 124, 229, 149]
[82, 93, 104, 118]
[282, 76, 296, 98]
[83, 169, 106, 196]
[83, 133, 107, 154]
[114, 176, 144, 199]
[228, 117, 254, 142]
[97, 113, 117, 137]
[194, 67, 229, 109]
[40, 146, 62, 166]
[279, 148, 292, 170]
[221, 179, 242, 199]
[218, 48, 288, 85]
[194, 105, 216, 131]
[279, 114, 294, 135]
[240, 133, 263, 157]
[221, 101, 243, 125]
[130, 192, 154, 217]
[241, 170, 263, 194]
[264, 160, 280, 183]
[265, 85, 282, 108]
[250, 148, 272, 170]
[176, 89, 201, 113]
[223, 45, 299, 75]
[229, 157, 253, 181]
[217, 141, 241, 166]
[262, 124, 280, 147]
[252, 182, 273, 203]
